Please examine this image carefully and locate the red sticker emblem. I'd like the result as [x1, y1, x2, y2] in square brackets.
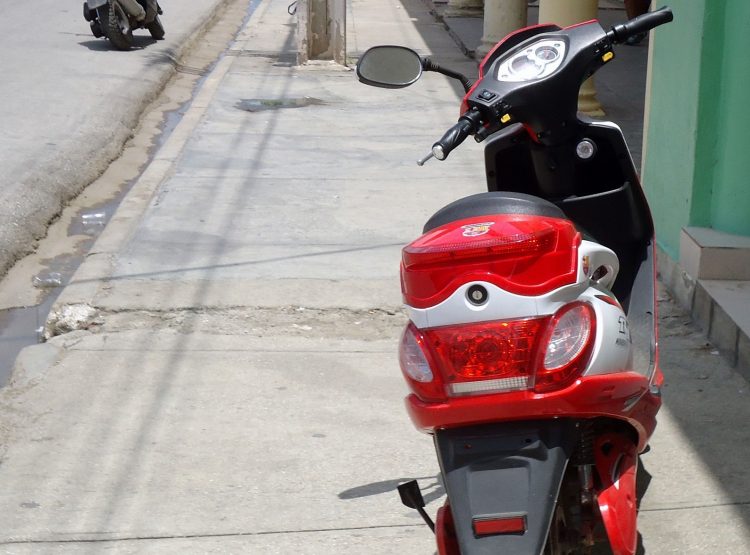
[461, 222, 494, 237]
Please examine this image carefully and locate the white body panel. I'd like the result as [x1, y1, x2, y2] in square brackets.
[581, 290, 633, 375]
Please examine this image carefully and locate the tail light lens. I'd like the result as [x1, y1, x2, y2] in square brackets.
[425, 318, 548, 396]
[398, 302, 597, 400]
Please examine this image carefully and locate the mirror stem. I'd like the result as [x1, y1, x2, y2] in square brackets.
[421, 58, 474, 93]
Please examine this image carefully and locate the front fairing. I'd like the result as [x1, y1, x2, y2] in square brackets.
[464, 21, 613, 144]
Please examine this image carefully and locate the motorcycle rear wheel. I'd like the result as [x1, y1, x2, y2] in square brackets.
[105, 1, 134, 50]
[147, 15, 165, 40]
[543, 467, 610, 555]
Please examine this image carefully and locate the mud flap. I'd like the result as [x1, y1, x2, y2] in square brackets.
[435, 420, 578, 555]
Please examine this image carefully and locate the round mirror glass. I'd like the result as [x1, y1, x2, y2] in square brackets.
[356, 46, 423, 89]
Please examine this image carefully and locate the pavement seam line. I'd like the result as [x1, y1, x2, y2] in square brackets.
[0, 523, 425, 545]
[639, 499, 750, 513]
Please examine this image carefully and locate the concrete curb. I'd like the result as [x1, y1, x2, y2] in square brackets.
[657, 245, 750, 381]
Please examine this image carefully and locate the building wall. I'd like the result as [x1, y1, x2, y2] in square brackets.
[710, 4, 750, 236]
[642, 1, 750, 260]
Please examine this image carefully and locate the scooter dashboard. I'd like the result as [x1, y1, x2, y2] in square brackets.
[495, 38, 568, 83]
[466, 21, 612, 140]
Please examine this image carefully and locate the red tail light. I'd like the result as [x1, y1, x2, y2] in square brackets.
[425, 318, 548, 397]
[398, 303, 596, 400]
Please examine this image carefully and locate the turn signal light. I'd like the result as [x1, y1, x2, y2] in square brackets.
[399, 324, 448, 402]
[536, 302, 596, 392]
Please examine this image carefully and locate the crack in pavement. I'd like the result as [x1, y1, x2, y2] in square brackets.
[47, 305, 407, 341]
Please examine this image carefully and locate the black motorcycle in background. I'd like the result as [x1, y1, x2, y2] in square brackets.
[83, 0, 164, 50]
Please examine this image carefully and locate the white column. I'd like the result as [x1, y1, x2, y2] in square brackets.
[445, 0, 484, 18]
[538, 0, 604, 116]
[476, 0, 527, 60]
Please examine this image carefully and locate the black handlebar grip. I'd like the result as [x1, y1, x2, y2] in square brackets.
[610, 6, 673, 43]
[432, 119, 474, 161]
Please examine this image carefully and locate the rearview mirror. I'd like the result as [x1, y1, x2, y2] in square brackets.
[356, 45, 423, 89]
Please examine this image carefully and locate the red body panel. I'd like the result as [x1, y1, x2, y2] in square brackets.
[405, 372, 660, 452]
[436, 503, 460, 555]
[401, 214, 580, 308]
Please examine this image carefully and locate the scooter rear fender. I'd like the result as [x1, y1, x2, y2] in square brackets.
[86, 0, 108, 10]
[435, 420, 578, 555]
[409, 371, 661, 452]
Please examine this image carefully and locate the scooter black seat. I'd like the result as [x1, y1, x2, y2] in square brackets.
[423, 191, 567, 233]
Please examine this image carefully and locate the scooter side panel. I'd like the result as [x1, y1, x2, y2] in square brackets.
[86, 0, 108, 9]
[435, 420, 578, 555]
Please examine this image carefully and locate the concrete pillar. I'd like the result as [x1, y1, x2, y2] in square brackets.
[297, 0, 346, 65]
[476, 0, 527, 60]
[445, 0, 484, 18]
[538, 0, 604, 116]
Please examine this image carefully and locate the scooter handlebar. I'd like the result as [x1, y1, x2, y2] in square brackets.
[432, 120, 474, 160]
[609, 6, 673, 44]
[431, 109, 483, 161]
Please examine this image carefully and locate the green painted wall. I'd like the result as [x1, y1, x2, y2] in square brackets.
[710, 4, 750, 235]
[642, 0, 706, 260]
[643, 0, 750, 261]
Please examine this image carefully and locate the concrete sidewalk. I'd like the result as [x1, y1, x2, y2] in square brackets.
[0, 0, 749, 553]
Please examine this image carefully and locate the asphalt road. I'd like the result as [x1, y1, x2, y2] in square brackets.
[0, 0, 229, 278]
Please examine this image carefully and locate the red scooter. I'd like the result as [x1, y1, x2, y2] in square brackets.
[357, 7, 673, 555]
